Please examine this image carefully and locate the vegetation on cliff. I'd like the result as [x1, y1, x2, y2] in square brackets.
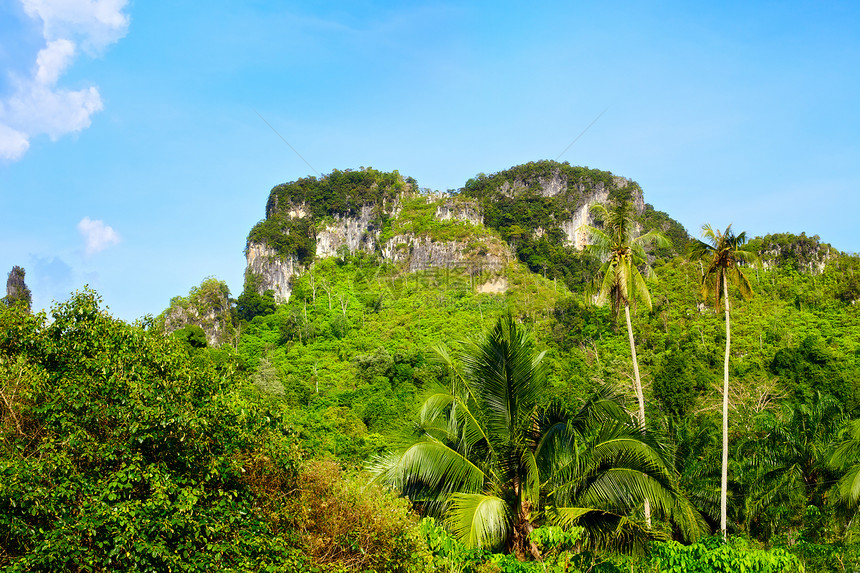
[247, 167, 414, 264]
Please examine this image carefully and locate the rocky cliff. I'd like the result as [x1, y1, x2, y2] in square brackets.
[243, 162, 652, 303]
[158, 278, 239, 346]
[749, 233, 838, 274]
[465, 161, 646, 250]
[244, 168, 512, 303]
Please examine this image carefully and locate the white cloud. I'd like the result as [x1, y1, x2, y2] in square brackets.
[0, 123, 30, 161]
[21, 0, 129, 51]
[35, 38, 76, 85]
[78, 216, 120, 255]
[0, 0, 128, 162]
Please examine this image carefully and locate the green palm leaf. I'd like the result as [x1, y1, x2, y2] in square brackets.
[374, 439, 486, 498]
[446, 492, 512, 549]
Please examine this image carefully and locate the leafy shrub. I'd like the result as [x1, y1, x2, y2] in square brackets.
[286, 459, 430, 572]
[649, 536, 804, 573]
[652, 347, 710, 418]
[237, 273, 277, 322]
[172, 323, 208, 347]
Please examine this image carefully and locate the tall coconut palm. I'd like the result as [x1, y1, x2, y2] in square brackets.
[580, 200, 669, 429]
[580, 199, 670, 526]
[689, 223, 760, 537]
[372, 314, 705, 559]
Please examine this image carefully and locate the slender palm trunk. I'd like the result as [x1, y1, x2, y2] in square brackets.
[624, 303, 651, 527]
[625, 304, 646, 426]
[721, 275, 730, 538]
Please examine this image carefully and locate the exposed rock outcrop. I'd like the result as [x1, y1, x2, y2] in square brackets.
[464, 162, 645, 251]
[381, 235, 509, 273]
[754, 233, 837, 275]
[535, 175, 644, 250]
[316, 205, 383, 258]
[4, 266, 31, 311]
[434, 198, 483, 226]
[247, 199, 511, 303]
[159, 278, 238, 346]
[245, 242, 301, 303]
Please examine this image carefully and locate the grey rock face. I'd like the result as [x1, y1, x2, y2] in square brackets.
[246, 192, 510, 302]
[434, 198, 483, 226]
[316, 205, 381, 258]
[246, 242, 301, 302]
[244, 166, 644, 302]
[382, 235, 509, 273]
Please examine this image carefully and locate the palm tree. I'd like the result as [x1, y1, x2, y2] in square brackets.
[689, 224, 760, 537]
[738, 392, 843, 539]
[580, 200, 669, 429]
[580, 199, 670, 527]
[829, 418, 860, 511]
[372, 314, 704, 559]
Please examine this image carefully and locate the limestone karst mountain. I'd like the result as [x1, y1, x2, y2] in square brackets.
[242, 161, 655, 304]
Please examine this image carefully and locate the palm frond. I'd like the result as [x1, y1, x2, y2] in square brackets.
[729, 265, 754, 300]
[830, 419, 860, 507]
[446, 492, 512, 549]
[631, 270, 652, 312]
[521, 448, 541, 506]
[635, 230, 672, 251]
[432, 342, 480, 404]
[547, 506, 660, 554]
[581, 224, 612, 260]
[372, 438, 486, 498]
[419, 391, 493, 457]
[461, 314, 546, 448]
[836, 466, 860, 508]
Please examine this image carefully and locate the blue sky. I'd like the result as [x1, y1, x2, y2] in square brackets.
[1, 0, 858, 321]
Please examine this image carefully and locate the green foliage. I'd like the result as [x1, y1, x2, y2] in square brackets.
[736, 394, 844, 542]
[0, 289, 308, 571]
[640, 204, 689, 259]
[156, 276, 238, 346]
[649, 536, 804, 572]
[831, 253, 860, 302]
[172, 323, 208, 347]
[285, 459, 430, 572]
[379, 194, 491, 246]
[461, 161, 676, 294]
[419, 517, 494, 572]
[652, 347, 708, 418]
[462, 160, 618, 208]
[770, 335, 856, 405]
[237, 272, 277, 322]
[247, 209, 317, 263]
[375, 315, 705, 557]
[745, 233, 838, 274]
[249, 168, 412, 263]
[266, 167, 409, 220]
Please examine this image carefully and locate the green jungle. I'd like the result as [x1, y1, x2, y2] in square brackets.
[3, 160, 860, 572]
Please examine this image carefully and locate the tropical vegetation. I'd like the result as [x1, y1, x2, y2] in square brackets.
[3, 160, 860, 572]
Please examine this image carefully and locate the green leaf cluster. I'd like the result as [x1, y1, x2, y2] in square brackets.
[0, 289, 307, 571]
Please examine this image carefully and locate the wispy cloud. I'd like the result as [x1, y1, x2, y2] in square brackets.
[0, 0, 129, 162]
[78, 216, 120, 255]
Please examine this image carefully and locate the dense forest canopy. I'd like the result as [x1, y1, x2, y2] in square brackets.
[3, 161, 860, 572]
